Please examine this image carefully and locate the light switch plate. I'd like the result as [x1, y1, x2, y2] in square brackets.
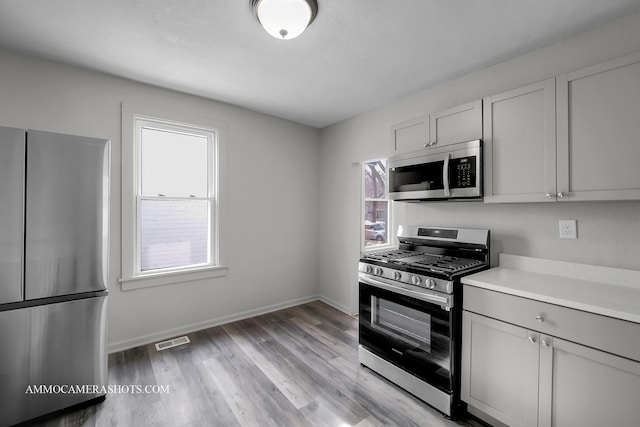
[559, 219, 577, 239]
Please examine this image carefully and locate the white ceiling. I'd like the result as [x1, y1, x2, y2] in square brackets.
[0, 1, 639, 128]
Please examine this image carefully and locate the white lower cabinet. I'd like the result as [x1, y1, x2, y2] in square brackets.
[538, 336, 640, 427]
[461, 312, 539, 427]
[462, 310, 640, 427]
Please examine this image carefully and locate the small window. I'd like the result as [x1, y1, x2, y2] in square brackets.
[363, 159, 390, 248]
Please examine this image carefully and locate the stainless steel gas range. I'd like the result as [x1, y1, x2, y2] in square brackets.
[358, 225, 490, 419]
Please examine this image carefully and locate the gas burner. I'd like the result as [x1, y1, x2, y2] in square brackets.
[410, 256, 484, 274]
[362, 249, 422, 263]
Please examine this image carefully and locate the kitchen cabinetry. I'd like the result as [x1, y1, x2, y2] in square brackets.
[390, 115, 429, 155]
[428, 100, 482, 148]
[390, 99, 482, 156]
[538, 336, 640, 427]
[462, 312, 539, 427]
[556, 52, 640, 201]
[483, 79, 556, 203]
[483, 52, 640, 203]
[462, 285, 640, 427]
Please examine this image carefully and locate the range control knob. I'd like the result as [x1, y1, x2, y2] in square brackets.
[411, 276, 422, 286]
[393, 271, 402, 281]
[375, 267, 384, 276]
[365, 265, 373, 274]
[426, 279, 436, 289]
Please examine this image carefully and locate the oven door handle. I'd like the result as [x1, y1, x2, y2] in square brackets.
[359, 274, 452, 309]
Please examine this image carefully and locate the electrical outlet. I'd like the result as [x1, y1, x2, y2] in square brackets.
[559, 219, 577, 239]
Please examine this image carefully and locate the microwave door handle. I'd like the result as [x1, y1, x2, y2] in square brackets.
[443, 153, 451, 197]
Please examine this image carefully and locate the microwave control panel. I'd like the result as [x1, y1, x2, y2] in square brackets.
[450, 157, 476, 188]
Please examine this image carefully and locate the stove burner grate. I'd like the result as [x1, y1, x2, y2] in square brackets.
[411, 257, 484, 273]
[363, 249, 423, 262]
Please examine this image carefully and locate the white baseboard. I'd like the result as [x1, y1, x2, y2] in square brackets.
[318, 294, 354, 316]
[108, 294, 319, 354]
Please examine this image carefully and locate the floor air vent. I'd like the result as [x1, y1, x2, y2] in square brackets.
[155, 336, 191, 351]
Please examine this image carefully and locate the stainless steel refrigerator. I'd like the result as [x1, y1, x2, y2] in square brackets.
[0, 126, 109, 426]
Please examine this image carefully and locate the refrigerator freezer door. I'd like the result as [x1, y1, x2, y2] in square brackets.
[0, 294, 108, 426]
[25, 130, 109, 299]
[0, 126, 25, 304]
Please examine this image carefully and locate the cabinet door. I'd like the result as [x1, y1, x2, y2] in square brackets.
[390, 115, 429, 155]
[538, 335, 640, 427]
[0, 126, 25, 304]
[483, 79, 556, 203]
[556, 52, 640, 201]
[429, 100, 482, 148]
[462, 311, 540, 427]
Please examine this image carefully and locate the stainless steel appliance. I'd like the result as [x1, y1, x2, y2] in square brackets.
[0, 126, 109, 426]
[388, 139, 482, 201]
[359, 225, 489, 418]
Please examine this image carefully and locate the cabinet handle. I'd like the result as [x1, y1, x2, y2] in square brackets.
[557, 192, 566, 198]
[536, 316, 545, 323]
[541, 339, 551, 348]
[545, 193, 554, 199]
[528, 336, 537, 344]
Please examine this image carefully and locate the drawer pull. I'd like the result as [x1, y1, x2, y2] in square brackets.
[528, 336, 537, 344]
[536, 316, 545, 323]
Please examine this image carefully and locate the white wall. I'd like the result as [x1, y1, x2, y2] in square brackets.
[0, 49, 320, 352]
[318, 11, 640, 313]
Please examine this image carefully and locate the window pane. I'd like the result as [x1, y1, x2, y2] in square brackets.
[365, 160, 386, 198]
[364, 201, 388, 247]
[141, 127, 208, 197]
[140, 199, 209, 271]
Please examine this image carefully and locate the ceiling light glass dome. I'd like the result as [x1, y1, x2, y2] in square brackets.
[251, 0, 318, 40]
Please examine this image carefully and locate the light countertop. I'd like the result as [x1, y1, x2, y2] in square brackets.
[461, 254, 640, 324]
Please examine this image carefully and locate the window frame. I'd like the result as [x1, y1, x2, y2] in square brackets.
[120, 103, 228, 291]
[361, 158, 392, 252]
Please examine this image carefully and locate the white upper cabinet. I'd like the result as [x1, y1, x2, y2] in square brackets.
[429, 100, 482, 148]
[390, 115, 430, 155]
[483, 79, 557, 203]
[390, 100, 481, 156]
[556, 52, 640, 201]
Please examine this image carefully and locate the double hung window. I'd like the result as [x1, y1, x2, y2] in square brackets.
[121, 104, 226, 290]
[137, 120, 213, 272]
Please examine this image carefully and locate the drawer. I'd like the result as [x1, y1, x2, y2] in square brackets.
[463, 284, 640, 362]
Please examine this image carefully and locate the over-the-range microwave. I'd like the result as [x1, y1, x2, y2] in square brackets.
[388, 139, 482, 201]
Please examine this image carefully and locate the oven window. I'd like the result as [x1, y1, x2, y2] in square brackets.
[371, 296, 431, 351]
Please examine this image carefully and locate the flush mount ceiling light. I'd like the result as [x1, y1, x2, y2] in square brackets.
[251, 0, 318, 40]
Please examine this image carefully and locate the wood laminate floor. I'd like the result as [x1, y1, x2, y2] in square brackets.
[25, 301, 485, 427]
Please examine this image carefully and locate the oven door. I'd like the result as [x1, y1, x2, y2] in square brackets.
[359, 274, 455, 393]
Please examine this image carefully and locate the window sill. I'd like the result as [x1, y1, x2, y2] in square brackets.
[119, 265, 229, 291]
